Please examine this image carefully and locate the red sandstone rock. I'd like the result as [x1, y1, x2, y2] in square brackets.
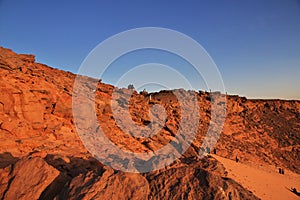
[0, 46, 299, 199]
[0, 157, 60, 200]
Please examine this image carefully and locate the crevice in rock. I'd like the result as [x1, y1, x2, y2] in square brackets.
[38, 173, 69, 200]
[1, 176, 15, 200]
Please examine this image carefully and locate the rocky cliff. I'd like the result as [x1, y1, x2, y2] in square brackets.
[0, 46, 299, 199]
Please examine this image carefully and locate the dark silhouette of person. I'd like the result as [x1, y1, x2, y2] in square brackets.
[279, 168, 282, 174]
[235, 156, 239, 163]
[213, 149, 216, 154]
[282, 168, 284, 175]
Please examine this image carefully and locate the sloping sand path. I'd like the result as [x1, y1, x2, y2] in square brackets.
[211, 154, 300, 200]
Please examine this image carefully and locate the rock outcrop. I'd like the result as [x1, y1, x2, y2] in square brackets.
[0, 157, 60, 200]
[0, 46, 299, 199]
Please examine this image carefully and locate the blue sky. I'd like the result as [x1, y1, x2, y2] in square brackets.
[0, 0, 300, 99]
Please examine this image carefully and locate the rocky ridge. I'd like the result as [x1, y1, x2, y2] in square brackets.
[0, 46, 299, 199]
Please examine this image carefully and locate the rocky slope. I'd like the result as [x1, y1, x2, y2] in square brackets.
[0, 46, 299, 199]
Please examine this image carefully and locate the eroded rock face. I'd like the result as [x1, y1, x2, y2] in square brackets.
[146, 156, 258, 200]
[0, 46, 84, 158]
[0, 157, 60, 200]
[0, 46, 299, 199]
[60, 167, 149, 200]
[1, 46, 300, 173]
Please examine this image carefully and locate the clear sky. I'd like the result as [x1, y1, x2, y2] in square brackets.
[1, 0, 300, 99]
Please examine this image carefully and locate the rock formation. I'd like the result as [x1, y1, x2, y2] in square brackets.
[0, 46, 299, 199]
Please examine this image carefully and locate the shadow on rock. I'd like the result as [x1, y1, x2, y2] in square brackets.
[0, 152, 19, 168]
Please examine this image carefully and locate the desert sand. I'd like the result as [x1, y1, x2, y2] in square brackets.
[212, 154, 300, 200]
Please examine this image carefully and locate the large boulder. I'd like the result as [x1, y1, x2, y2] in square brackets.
[0, 157, 60, 200]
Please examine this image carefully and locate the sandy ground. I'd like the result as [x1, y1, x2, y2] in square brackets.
[211, 154, 300, 200]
